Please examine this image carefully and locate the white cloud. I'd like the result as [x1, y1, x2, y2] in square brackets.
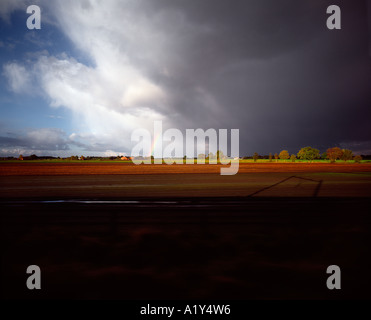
[3, 63, 32, 94]
[26, 128, 69, 149]
[34, 54, 166, 150]
[2, 0, 175, 154]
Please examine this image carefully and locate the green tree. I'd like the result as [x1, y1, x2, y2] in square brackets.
[321, 152, 327, 160]
[341, 149, 353, 162]
[253, 152, 259, 162]
[279, 150, 290, 161]
[326, 147, 343, 163]
[297, 147, 320, 163]
[354, 155, 362, 164]
[290, 154, 296, 162]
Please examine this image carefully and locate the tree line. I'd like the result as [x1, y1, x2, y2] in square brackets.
[0, 147, 365, 163]
[249, 147, 362, 163]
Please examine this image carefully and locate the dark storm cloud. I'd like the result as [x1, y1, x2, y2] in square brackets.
[0, 128, 80, 151]
[136, 0, 371, 155]
[0, 136, 23, 147]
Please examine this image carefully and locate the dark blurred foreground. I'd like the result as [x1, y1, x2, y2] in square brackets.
[1, 197, 370, 299]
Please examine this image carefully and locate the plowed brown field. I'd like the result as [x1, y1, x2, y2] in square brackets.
[1, 162, 371, 175]
[1, 162, 371, 199]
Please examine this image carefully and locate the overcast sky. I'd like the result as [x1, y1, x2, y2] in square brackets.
[0, 0, 370, 157]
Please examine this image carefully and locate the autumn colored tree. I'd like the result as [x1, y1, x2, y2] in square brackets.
[297, 147, 320, 163]
[269, 153, 273, 162]
[326, 147, 343, 163]
[354, 155, 362, 164]
[279, 150, 290, 161]
[341, 149, 353, 162]
[290, 154, 296, 162]
[274, 153, 279, 162]
[253, 152, 259, 162]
